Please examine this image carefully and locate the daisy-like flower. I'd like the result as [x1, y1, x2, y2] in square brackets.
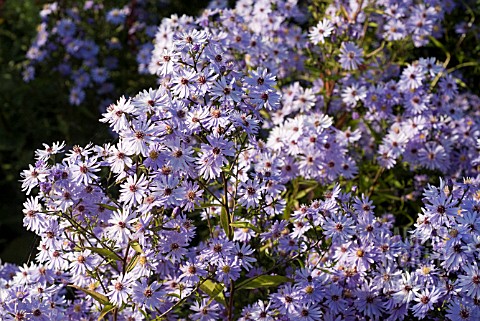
[216, 257, 241, 284]
[446, 297, 479, 321]
[106, 207, 136, 246]
[22, 196, 46, 233]
[245, 67, 276, 91]
[69, 249, 95, 277]
[309, 18, 334, 44]
[354, 282, 384, 320]
[234, 243, 256, 271]
[250, 300, 275, 321]
[338, 42, 364, 70]
[149, 48, 179, 76]
[182, 180, 203, 211]
[131, 87, 169, 113]
[165, 138, 195, 174]
[412, 287, 442, 319]
[119, 174, 149, 208]
[457, 263, 480, 298]
[107, 141, 133, 174]
[323, 212, 356, 243]
[271, 283, 302, 316]
[399, 64, 425, 91]
[35, 141, 66, 161]
[341, 83, 366, 107]
[100, 96, 135, 132]
[151, 175, 184, 208]
[211, 76, 241, 103]
[418, 141, 449, 172]
[122, 121, 157, 157]
[70, 156, 100, 185]
[20, 164, 47, 195]
[197, 135, 235, 180]
[107, 273, 134, 307]
[179, 260, 208, 285]
[171, 69, 197, 99]
[293, 303, 322, 321]
[131, 279, 164, 310]
[190, 299, 220, 321]
[238, 179, 263, 209]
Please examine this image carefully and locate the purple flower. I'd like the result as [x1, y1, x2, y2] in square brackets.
[338, 42, 364, 70]
[412, 286, 442, 319]
[107, 273, 134, 307]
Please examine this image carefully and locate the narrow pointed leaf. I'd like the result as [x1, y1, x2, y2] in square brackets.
[97, 304, 116, 321]
[69, 284, 110, 305]
[86, 247, 122, 261]
[230, 221, 261, 233]
[199, 279, 227, 306]
[236, 275, 291, 290]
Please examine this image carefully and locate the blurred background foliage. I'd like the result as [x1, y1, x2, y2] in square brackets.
[0, 0, 210, 264]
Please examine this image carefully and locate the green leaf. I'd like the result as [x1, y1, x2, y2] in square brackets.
[69, 284, 110, 305]
[86, 247, 122, 261]
[97, 203, 118, 211]
[236, 275, 291, 290]
[219, 205, 232, 240]
[229, 221, 261, 233]
[97, 304, 116, 321]
[199, 279, 227, 306]
[130, 241, 144, 254]
[126, 253, 140, 273]
[295, 184, 318, 200]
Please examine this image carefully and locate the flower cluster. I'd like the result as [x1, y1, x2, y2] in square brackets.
[23, 1, 164, 106]
[3, 0, 480, 320]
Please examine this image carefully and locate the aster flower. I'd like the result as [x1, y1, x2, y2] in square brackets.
[190, 299, 220, 321]
[338, 42, 364, 70]
[446, 297, 479, 321]
[70, 156, 100, 185]
[238, 179, 263, 209]
[131, 87, 169, 113]
[151, 175, 184, 208]
[354, 282, 384, 321]
[68, 249, 95, 277]
[457, 263, 480, 298]
[234, 243, 256, 271]
[149, 48, 179, 76]
[412, 287, 442, 319]
[171, 69, 197, 99]
[309, 18, 334, 44]
[107, 141, 133, 174]
[100, 96, 134, 132]
[131, 279, 164, 310]
[119, 174, 149, 208]
[179, 260, 207, 285]
[107, 273, 134, 307]
[216, 257, 241, 284]
[106, 207, 136, 246]
[399, 64, 425, 90]
[245, 67, 277, 92]
[22, 196, 46, 233]
[323, 213, 356, 243]
[211, 77, 242, 103]
[122, 121, 157, 157]
[270, 283, 302, 316]
[35, 141, 66, 161]
[293, 303, 322, 321]
[20, 164, 48, 195]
